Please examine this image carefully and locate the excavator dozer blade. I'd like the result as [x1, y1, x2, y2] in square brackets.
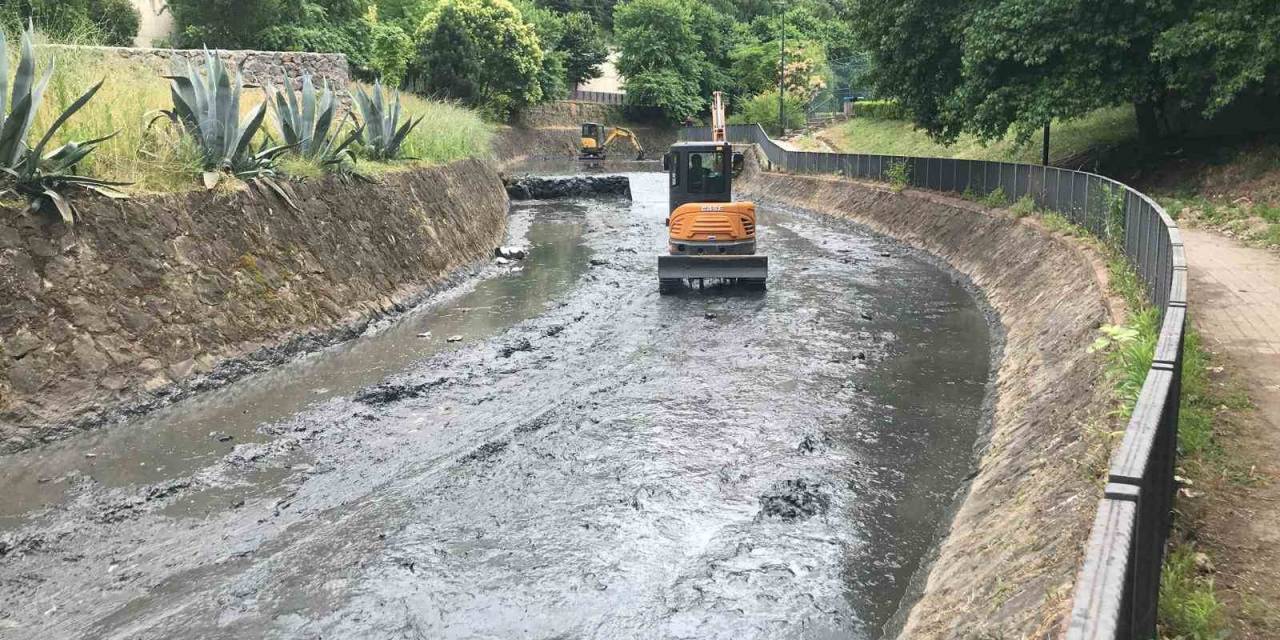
[657, 255, 769, 280]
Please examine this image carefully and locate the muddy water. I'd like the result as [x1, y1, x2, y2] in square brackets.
[0, 173, 990, 640]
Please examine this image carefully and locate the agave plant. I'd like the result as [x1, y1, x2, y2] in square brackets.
[267, 73, 361, 167]
[352, 80, 422, 161]
[164, 51, 292, 188]
[0, 24, 126, 224]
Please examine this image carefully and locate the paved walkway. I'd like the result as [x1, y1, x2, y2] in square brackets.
[1183, 228, 1280, 636]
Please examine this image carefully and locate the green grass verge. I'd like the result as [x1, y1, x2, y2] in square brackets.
[11, 40, 493, 196]
[799, 105, 1137, 165]
[1163, 193, 1280, 249]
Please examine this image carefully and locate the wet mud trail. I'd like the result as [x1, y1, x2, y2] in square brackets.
[0, 173, 990, 639]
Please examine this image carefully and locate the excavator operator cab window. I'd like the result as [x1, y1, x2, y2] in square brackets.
[582, 123, 600, 140]
[686, 151, 726, 195]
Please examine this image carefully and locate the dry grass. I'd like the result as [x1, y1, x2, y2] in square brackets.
[11, 40, 493, 196]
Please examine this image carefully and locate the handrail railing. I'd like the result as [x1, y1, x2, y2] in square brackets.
[569, 89, 626, 105]
[681, 123, 1185, 639]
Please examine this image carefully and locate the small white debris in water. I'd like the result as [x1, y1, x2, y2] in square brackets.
[417, 332, 432, 338]
[84, 453, 96, 459]
[448, 335, 463, 343]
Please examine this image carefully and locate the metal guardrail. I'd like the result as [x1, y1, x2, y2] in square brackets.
[682, 123, 1186, 640]
[569, 89, 626, 105]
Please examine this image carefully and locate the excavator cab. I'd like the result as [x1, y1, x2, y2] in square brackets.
[580, 123, 605, 159]
[657, 141, 768, 292]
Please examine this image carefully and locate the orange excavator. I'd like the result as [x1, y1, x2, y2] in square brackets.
[657, 92, 767, 293]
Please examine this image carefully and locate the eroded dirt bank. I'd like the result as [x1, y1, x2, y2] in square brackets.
[736, 152, 1114, 637]
[494, 100, 677, 166]
[0, 160, 508, 453]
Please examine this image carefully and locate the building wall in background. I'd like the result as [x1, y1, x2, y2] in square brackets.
[575, 50, 624, 94]
[130, 0, 173, 47]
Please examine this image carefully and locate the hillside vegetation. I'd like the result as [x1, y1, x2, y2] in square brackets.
[793, 106, 1137, 166]
[16, 44, 492, 196]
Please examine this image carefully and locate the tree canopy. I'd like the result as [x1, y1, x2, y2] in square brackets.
[850, 0, 1280, 146]
[413, 0, 545, 116]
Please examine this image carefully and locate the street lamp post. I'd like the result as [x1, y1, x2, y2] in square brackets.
[778, 13, 786, 135]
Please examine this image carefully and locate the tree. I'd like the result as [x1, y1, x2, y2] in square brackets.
[1, 0, 140, 45]
[559, 12, 608, 85]
[850, 0, 1183, 147]
[729, 39, 828, 99]
[535, 0, 618, 31]
[850, 0, 1280, 148]
[413, 0, 545, 116]
[614, 0, 704, 120]
[728, 89, 805, 135]
[167, 0, 290, 48]
[1154, 0, 1280, 118]
[374, 0, 440, 27]
[368, 21, 415, 86]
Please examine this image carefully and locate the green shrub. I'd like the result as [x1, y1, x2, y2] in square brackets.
[368, 22, 413, 87]
[885, 159, 910, 192]
[979, 186, 1008, 208]
[1, 0, 140, 45]
[1011, 194, 1038, 217]
[727, 89, 806, 136]
[851, 99, 905, 120]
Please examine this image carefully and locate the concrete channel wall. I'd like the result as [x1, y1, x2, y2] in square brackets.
[684, 124, 1185, 639]
[0, 160, 508, 453]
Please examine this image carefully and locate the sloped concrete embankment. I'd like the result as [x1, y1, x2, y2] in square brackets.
[738, 155, 1113, 637]
[0, 159, 508, 453]
[494, 101, 677, 165]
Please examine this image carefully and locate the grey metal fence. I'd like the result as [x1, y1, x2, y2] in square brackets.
[682, 123, 1186, 640]
[569, 89, 626, 105]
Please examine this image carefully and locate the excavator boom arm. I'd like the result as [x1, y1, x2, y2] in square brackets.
[603, 126, 646, 160]
[711, 91, 726, 143]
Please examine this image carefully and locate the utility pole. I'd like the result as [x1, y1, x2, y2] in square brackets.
[778, 12, 786, 135]
[1042, 123, 1051, 166]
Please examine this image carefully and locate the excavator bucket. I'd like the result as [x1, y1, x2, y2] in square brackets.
[657, 255, 769, 283]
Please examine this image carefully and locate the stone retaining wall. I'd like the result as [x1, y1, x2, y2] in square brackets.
[0, 160, 507, 453]
[44, 44, 350, 90]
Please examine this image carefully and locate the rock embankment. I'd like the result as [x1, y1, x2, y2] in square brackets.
[736, 148, 1114, 638]
[0, 159, 508, 453]
[505, 175, 631, 200]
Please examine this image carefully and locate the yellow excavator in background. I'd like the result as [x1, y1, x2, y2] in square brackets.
[657, 92, 767, 293]
[579, 123, 646, 161]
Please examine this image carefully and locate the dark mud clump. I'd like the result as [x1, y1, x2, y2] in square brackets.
[461, 440, 509, 464]
[505, 175, 631, 200]
[758, 479, 830, 522]
[498, 338, 535, 358]
[354, 376, 450, 405]
[514, 410, 557, 434]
